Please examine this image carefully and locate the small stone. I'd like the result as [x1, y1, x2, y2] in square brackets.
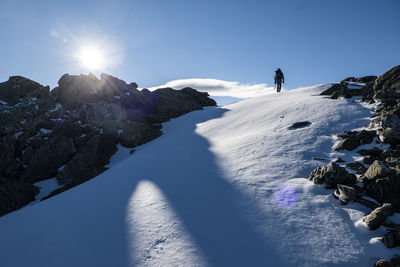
[289, 121, 311, 129]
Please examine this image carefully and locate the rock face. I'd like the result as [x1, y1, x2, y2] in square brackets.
[0, 73, 216, 216]
[0, 178, 39, 217]
[374, 65, 400, 93]
[363, 203, 394, 230]
[309, 162, 357, 189]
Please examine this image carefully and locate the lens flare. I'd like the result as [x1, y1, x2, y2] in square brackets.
[274, 184, 298, 208]
[77, 44, 106, 71]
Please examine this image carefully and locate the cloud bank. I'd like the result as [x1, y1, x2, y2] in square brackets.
[148, 78, 276, 98]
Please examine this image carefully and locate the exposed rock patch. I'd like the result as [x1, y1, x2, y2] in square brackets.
[309, 162, 357, 189]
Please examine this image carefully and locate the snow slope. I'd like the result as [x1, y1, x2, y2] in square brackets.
[0, 85, 396, 266]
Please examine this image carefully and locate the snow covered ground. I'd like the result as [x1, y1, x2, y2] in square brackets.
[0, 84, 397, 266]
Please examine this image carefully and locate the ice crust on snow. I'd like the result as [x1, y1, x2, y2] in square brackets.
[0, 84, 396, 266]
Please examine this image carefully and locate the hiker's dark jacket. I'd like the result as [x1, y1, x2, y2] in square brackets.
[274, 71, 284, 84]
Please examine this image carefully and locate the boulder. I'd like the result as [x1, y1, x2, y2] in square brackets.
[333, 184, 359, 204]
[357, 147, 382, 157]
[358, 130, 377, 144]
[379, 128, 400, 145]
[334, 137, 360, 151]
[309, 162, 357, 189]
[363, 203, 394, 230]
[380, 230, 400, 248]
[346, 161, 367, 175]
[363, 160, 396, 181]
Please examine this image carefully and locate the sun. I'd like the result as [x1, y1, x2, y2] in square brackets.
[77, 44, 107, 71]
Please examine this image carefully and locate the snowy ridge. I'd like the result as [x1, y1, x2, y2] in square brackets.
[0, 84, 394, 266]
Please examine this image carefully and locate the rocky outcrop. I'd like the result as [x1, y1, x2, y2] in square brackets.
[320, 75, 377, 100]
[0, 177, 39, 217]
[374, 65, 400, 93]
[334, 130, 376, 151]
[309, 162, 357, 189]
[363, 203, 394, 230]
[0, 73, 216, 216]
[0, 76, 50, 105]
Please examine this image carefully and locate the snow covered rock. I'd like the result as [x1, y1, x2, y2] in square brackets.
[309, 162, 357, 188]
[363, 203, 394, 230]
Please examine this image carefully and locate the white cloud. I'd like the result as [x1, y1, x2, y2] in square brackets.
[148, 78, 276, 98]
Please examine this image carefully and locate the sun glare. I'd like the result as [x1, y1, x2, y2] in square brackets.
[77, 44, 107, 71]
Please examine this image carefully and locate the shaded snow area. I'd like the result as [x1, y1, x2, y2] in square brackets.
[0, 84, 395, 266]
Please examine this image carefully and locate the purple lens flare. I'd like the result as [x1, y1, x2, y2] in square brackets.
[274, 184, 298, 208]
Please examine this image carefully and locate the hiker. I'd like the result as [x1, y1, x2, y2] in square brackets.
[274, 68, 284, 93]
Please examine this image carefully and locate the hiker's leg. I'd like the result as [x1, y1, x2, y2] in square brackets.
[277, 83, 281, 92]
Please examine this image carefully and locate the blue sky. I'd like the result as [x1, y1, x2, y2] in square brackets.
[0, 0, 399, 93]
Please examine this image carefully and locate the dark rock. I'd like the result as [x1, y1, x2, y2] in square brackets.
[356, 76, 377, 83]
[22, 136, 75, 183]
[0, 178, 39, 217]
[118, 121, 162, 148]
[333, 184, 360, 204]
[358, 147, 382, 157]
[289, 121, 311, 129]
[0, 76, 50, 105]
[385, 157, 400, 169]
[320, 83, 343, 96]
[335, 157, 345, 163]
[57, 134, 117, 185]
[342, 77, 356, 83]
[147, 87, 216, 123]
[363, 155, 377, 165]
[363, 160, 396, 181]
[369, 113, 400, 130]
[309, 162, 357, 189]
[374, 259, 394, 267]
[346, 161, 367, 174]
[380, 128, 400, 145]
[363, 203, 394, 230]
[358, 130, 377, 144]
[334, 137, 360, 151]
[380, 230, 400, 248]
[374, 65, 400, 93]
